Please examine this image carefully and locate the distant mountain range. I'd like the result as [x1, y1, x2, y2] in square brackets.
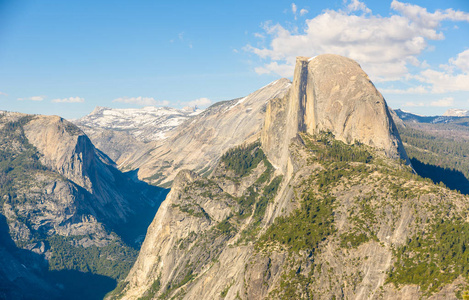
[73, 106, 201, 143]
[443, 108, 469, 117]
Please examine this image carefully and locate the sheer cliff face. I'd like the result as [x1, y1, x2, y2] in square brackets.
[22, 115, 155, 224]
[262, 54, 409, 172]
[24, 115, 98, 193]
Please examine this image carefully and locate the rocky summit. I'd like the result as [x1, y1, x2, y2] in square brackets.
[110, 55, 469, 299]
[262, 54, 409, 174]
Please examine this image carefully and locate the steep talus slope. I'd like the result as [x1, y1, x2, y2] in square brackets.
[0, 112, 167, 298]
[123, 78, 291, 186]
[262, 55, 408, 173]
[114, 55, 469, 299]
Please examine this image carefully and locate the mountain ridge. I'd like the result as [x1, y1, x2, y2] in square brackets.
[116, 78, 292, 187]
[0, 111, 167, 299]
[111, 55, 469, 300]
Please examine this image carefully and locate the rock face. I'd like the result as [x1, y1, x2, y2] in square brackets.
[115, 133, 469, 300]
[262, 55, 409, 172]
[0, 112, 168, 298]
[121, 78, 291, 186]
[113, 55, 469, 300]
[22, 114, 166, 226]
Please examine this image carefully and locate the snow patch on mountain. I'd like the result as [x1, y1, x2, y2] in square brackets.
[444, 108, 469, 117]
[73, 106, 202, 142]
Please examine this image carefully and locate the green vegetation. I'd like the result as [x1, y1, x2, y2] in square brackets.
[0, 116, 48, 205]
[137, 277, 161, 300]
[216, 142, 283, 244]
[387, 219, 469, 294]
[258, 132, 375, 253]
[220, 142, 266, 177]
[261, 132, 381, 298]
[398, 124, 469, 194]
[63, 121, 83, 136]
[159, 269, 196, 299]
[216, 219, 236, 235]
[173, 203, 210, 219]
[220, 281, 234, 298]
[253, 175, 283, 223]
[143, 172, 164, 185]
[107, 281, 128, 300]
[234, 171, 282, 243]
[0, 115, 145, 297]
[47, 235, 138, 280]
[303, 131, 372, 164]
[259, 192, 335, 252]
[340, 232, 370, 248]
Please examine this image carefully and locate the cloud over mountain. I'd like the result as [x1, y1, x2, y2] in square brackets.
[246, 0, 469, 84]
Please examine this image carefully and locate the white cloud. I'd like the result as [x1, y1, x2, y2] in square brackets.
[347, 0, 371, 14]
[391, 0, 469, 26]
[254, 61, 297, 77]
[404, 102, 425, 107]
[51, 97, 84, 103]
[18, 95, 45, 101]
[253, 33, 265, 38]
[113, 97, 169, 106]
[246, 0, 469, 82]
[449, 49, 469, 73]
[291, 3, 297, 15]
[415, 69, 469, 93]
[410, 50, 469, 93]
[430, 97, 454, 107]
[0, 92, 7, 96]
[184, 97, 212, 108]
[291, 3, 309, 20]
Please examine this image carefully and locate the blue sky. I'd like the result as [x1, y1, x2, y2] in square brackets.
[0, 0, 468, 118]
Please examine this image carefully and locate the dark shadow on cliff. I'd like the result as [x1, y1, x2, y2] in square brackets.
[45, 270, 116, 300]
[0, 214, 116, 300]
[411, 158, 469, 195]
[111, 168, 170, 249]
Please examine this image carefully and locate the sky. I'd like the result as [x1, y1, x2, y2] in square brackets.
[0, 0, 468, 119]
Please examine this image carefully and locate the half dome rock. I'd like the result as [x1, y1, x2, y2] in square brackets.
[262, 54, 409, 171]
